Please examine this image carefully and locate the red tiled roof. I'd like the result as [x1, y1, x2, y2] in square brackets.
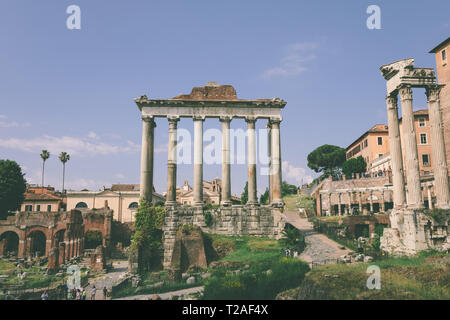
[24, 193, 62, 201]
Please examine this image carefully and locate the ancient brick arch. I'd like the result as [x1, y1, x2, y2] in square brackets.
[0, 208, 112, 264]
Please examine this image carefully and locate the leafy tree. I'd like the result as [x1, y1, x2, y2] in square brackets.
[240, 181, 248, 204]
[58, 152, 70, 193]
[0, 160, 27, 220]
[342, 156, 367, 178]
[307, 144, 346, 177]
[260, 188, 269, 205]
[154, 200, 165, 207]
[111, 221, 133, 247]
[131, 199, 165, 272]
[40, 150, 50, 190]
[281, 181, 298, 196]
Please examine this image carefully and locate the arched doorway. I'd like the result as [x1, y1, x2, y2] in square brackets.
[0, 231, 19, 257]
[84, 230, 103, 249]
[75, 202, 88, 209]
[29, 231, 47, 257]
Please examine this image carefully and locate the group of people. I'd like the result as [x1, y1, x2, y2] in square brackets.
[40, 285, 109, 300]
[67, 287, 87, 300]
[285, 248, 299, 258]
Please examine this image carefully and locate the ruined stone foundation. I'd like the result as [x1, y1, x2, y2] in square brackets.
[380, 208, 450, 256]
[163, 205, 285, 269]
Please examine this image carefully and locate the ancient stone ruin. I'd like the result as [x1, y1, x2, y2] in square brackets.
[135, 82, 287, 269]
[379, 58, 450, 255]
[0, 208, 113, 270]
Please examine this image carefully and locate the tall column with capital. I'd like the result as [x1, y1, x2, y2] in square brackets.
[140, 117, 156, 202]
[426, 84, 450, 209]
[220, 117, 232, 205]
[369, 191, 374, 213]
[270, 118, 283, 206]
[267, 121, 273, 204]
[166, 117, 179, 205]
[427, 185, 433, 209]
[399, 85, 423, 208]
[386, 94, 406, 208]
[193, 116, 204, 206]
[358, 192, 363, 214]
[338, 193, 342, 216]
[246, 118, 258, 204]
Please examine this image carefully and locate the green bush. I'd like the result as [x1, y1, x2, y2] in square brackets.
[202, 258, 310, 300]
[203, 211, 213, 227]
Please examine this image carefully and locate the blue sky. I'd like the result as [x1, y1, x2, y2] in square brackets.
[0, 0, 448, 197]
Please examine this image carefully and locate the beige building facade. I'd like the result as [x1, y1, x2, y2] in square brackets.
[66, 184, 164, 223]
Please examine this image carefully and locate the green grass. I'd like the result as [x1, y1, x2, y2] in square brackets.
[283, 195, 300, 212]
[295, 251, 450, 300]
[214, 235, 284, 265]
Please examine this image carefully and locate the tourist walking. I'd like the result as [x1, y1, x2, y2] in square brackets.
[41, 291, 48, 300]
[91, 286, 97, 300]
[76, 288, 81, 300]
[82, 288, 87, 300]
[103, 286, 108, 300]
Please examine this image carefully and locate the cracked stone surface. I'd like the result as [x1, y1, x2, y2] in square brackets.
[284, 211, 352, 265]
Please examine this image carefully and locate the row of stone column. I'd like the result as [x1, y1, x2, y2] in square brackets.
[324, 190, 388, 215]
[386, 84, 450, 209]
[140, 116, 283, 206]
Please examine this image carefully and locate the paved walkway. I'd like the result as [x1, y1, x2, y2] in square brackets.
[86, 260, 129, 300]
[114, 286, 204, 300]
[284, 211, 352, 266]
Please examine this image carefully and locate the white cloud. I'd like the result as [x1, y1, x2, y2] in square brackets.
[0, 134, 140, 156]
[115, 173, 125, 180]
[262, 42, 317, 79]
[0, 114, 31, 128]
[87, 131, 100, 139]
[282, 160, 313, 185]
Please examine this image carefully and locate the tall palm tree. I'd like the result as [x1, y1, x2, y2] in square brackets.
[40, 150, 50, 191]
[59, 152, 70, 193]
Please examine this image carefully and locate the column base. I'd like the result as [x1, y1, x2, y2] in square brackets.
[165, 201, 178, 207]
[271, 200, 284, 208]
[220, 201, 232, 207]
[407, 203, 425, 210]
[246, 201, 260, 207]
[193, 202, 204, 207]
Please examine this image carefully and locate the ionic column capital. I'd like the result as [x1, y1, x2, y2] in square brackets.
[193, 115, 206, 121]
[245, 116, 257, 124]
[219, 116, 232, 123]
[167, 116, 180, 124]
[269, 117, 282, 125]
[398, 84, 413, 100]
[142, 116, 156, 126]
[425, 84, 445, 103]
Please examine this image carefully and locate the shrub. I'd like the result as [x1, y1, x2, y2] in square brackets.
[204, 211, 213, 227]
[202, 258, 310, 300]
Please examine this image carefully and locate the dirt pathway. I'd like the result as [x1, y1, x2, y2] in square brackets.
[114, 286, 204, 300]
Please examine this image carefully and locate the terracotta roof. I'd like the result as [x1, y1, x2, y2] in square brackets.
[110, 184, 141, 192]
[24, 193, 62, 201]
[346, 124, 388, 150]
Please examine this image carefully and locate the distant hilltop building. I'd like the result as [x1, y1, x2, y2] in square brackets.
[66, 184, 164, 223]
[166, 178, 240, 205]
